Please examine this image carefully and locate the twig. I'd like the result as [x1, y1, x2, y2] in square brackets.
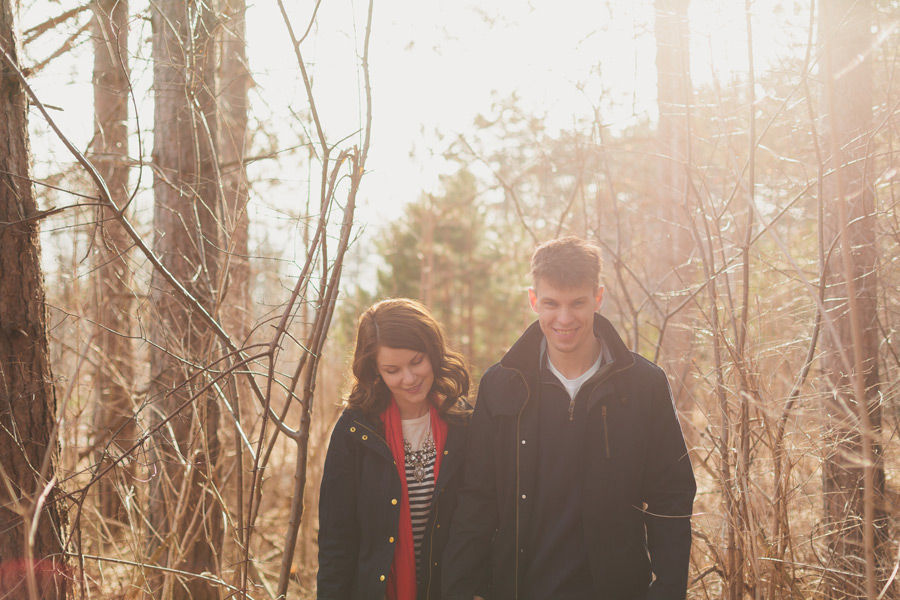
[23, 5, 91, 44]
[70, 553, 257, 599]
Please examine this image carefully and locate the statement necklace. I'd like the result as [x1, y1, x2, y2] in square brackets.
[403, 433, 436, 483]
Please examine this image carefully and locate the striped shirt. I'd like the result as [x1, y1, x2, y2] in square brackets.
[405, 454, 435, 577]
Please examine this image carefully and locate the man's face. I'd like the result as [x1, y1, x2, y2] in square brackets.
[529, 279, 603, 358]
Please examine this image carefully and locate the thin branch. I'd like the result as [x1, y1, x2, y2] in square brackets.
[23, 5, 91, 44]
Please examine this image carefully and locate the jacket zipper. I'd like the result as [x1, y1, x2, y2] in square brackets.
[601, 405, 610, 458]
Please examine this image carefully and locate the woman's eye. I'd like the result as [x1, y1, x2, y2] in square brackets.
[411, 356, 423, 365]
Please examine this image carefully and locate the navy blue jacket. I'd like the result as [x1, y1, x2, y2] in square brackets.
[317, 407, 469, 600]
[442, 315, 696, 600]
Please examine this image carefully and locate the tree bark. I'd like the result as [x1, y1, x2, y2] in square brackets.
[219, 0, 250, 344]
[218, 0, 251, 584]
[819, 1, 886, 598]
[147, 1, 223, 597]
[0, 2, 67, 597]
[89, 0, 134, 525]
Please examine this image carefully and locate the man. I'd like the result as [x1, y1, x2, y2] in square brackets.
[442, 237, 696, 600]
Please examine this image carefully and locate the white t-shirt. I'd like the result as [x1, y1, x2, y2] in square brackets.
[547, 340, 609, 400]
[400, 411, 431, 450]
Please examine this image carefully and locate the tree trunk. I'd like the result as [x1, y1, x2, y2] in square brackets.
[147, 1, 223, 597]
[89, 0, 134, 525]
[219, 0, 251, 344]
[819, 1, 886, 598]
[0, 2, 67, 597]
[218, 0, 251, 584]
[419, 196, 435, 308]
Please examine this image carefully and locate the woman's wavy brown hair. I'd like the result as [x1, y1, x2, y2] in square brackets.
[346, 298, 470, 419]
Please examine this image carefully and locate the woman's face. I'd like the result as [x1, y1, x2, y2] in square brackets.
[375, 346, 435, 419]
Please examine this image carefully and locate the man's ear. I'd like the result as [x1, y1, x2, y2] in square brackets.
[528, 287, 538, 312]
[594, 286, 604, 311]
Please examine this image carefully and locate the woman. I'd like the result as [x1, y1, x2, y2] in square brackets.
[317, 298, 471, 600]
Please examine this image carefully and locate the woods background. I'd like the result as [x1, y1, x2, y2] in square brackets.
[1, 0, 898, 598]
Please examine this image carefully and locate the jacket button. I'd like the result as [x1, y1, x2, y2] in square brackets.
[362, 434, 368, 440]
[392, 498, 398, 505]
[436, 524, 441, 529]
[350, 426, 356, 432]
[389, 536, 394, 543]
[380, 575, 385, 581]
[521, 439, 526, 444]
[521, 494, 527, 500]
[443, 450, 449, 455]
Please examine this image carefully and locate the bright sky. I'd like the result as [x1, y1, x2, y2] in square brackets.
[20, 0, 810, 271]
[242, 0, 808, 226]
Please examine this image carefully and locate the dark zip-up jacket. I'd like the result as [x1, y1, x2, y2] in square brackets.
[318, 406, 469, 600]
[442, 315, 696, 600]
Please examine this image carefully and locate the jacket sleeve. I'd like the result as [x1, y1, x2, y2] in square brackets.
[317, 412, 360, 599]
[641, 369, 696, 600]
[441, 372, 497, 600]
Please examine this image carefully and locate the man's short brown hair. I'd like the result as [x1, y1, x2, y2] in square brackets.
[530, 236, 602, 290]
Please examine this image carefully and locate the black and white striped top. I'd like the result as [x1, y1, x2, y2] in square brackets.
[405, 455, 436, 574]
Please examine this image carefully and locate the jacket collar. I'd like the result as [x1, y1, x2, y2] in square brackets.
[348, 407, 468, 480]
[500, 313, 635, 375]
[348, 412, 393, 461]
